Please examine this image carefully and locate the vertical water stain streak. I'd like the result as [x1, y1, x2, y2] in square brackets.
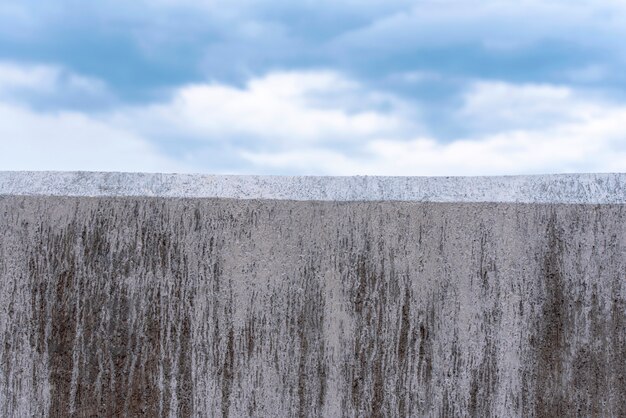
[349, 246, 396, 418]
[221, 327, 234, 418]
[396, 286, 411, 416]
[295, 263, 326, 418]
[49, 266, 77, 417]
[535, 213, 568, 416]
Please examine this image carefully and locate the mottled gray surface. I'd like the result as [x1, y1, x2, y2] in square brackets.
[1, 171, 626, 203]
[1, 174, 625, 417]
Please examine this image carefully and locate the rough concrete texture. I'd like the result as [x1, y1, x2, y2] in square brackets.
[0, 173, 625, 417]
[2, 171, 626, 203]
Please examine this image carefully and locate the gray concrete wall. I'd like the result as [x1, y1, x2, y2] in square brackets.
[1, 173, 625, 417]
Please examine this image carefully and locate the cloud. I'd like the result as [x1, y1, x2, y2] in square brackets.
[334, 1, 626, 50]
[4, 0, 625, 99]
[0, 103, 186, 172]
[110, 71, 626, 175]
[457, 81, 604, 133]
[243, 126, 626, 176]
[238, 80, 626, 175]
[2, 0, 625, 177]
[0, 61, 113, 109]
[0, 62, 182, 172]
[324, 0, 626, 92]
[1, 61, 624, 175]
[110, 70, 418, 145]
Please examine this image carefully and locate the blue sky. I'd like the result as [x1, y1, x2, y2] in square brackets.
[1, 0, 625, 175]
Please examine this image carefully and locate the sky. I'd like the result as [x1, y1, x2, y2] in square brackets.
[0, 0, 625, 175]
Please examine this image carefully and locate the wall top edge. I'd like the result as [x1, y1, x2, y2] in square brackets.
[0, 171, 625, 203]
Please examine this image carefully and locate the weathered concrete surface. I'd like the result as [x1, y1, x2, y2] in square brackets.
[1, 173, 625, 417]
[2, 171, 626, 203]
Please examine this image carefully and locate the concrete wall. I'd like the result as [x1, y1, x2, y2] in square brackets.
[1, 173, 625, 417]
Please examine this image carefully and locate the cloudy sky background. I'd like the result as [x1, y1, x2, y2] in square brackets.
[1, 0, 625, 175]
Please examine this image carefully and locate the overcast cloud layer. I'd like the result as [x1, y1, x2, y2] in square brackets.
[1, 0, 625, 175]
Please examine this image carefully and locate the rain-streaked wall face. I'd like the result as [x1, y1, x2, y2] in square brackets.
[1, 194, 625, 417]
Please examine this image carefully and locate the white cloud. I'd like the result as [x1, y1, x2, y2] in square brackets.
[458, 81, 607, 132]
[1, 61, 625, 175]
[0, 63, 59, 93]
[0, 61, 111, 106]
[111, 71, 417, 145]
[240, 80, 626, 175]
[0, 62, 181, 172]
[0, 103, 186, 172]
[243, 124, 626, 176]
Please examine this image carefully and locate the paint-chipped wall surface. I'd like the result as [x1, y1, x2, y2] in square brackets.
[1, 172, 625, 417]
